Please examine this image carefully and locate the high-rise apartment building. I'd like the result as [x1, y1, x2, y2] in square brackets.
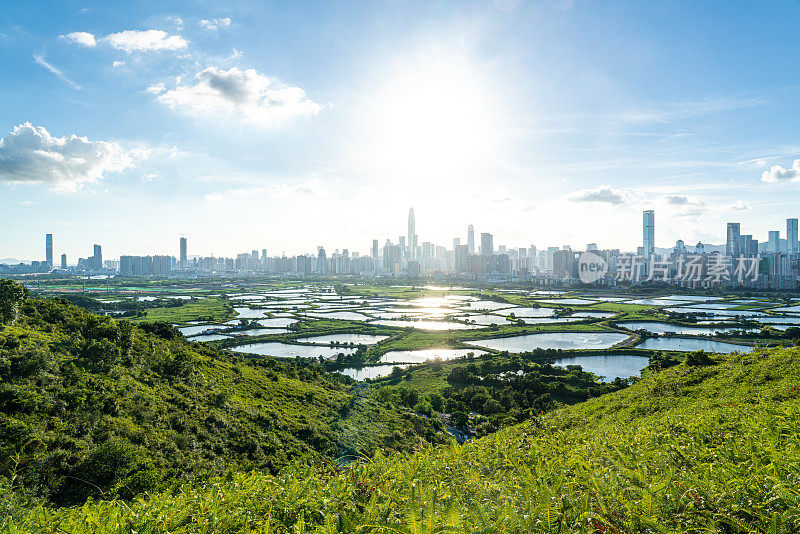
[787, 218, 798, 254]
[60, 254, 67, 269]
[726, 223, 741, 257]
[45, 234, 53, 267]
[467, 225, 475, 254]
[643, 210, 655, 258]
[92, 245, 102, 270]
[316, 246, 327, 274]
[407, 208, 415, 259]
[179, 237, 188, 267]
[768, 230, 780, 253]
[454, 244, 468, 272]
[741, 235, 759, 256]
[480, 233, 494, 255]
[372, 239, 379, 260]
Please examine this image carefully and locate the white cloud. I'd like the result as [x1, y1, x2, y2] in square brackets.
[103, 29, 187, 52]
[665, 195, 691, 205]
[663, 194, 705, 217]
[61, 31, 96, 47]
[33, 54, 81, 90]
[112, 60, 126, 68]
[568, 186, 632, 205]
[761, 159, 800, 183]
[729, 200, 750, 211]
[146, 82, 166, 94]
[0, 123, 136, 191]
[63, 29, 187, 53]
[156, 66, 321, 127]
[199, 17, 232, 31]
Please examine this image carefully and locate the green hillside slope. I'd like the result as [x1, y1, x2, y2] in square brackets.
[6, 337, 799, 531]
[0, 282, 443, 506]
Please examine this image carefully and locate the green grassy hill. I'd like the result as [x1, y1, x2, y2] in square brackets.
[5, 334, 800, 531]
[3, 280, 800, 532]
[0, 282, 443, 507]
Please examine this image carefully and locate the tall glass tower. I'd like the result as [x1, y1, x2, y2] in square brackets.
[787, 218, 798, 254]
[45, 233, 53, 267]
[642, 210, 655, 258]
[726, 223, 741, 257]
[467, 224, 475, 254]
[407, 208, 415, 259]
[179, 237, 188, 268]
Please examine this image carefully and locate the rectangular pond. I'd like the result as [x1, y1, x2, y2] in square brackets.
[231, 342, 357, 359]
[187, 333, 232, 342]
[295, 333, 390, 345]
[635, 337, 752, 353]
[178, 324, 222, 336]
[550, 354, 649, 380]
[663, 307, 765, 317]
[233, 307, 268, 318]
[467, 332, 630, 352]
[380, 348, 487, 363]
[494, 307, 554, 317]
[256, 318, 298, 328]
[372, 319, 481, 330]
[619, 322, 758, 335]
[305, 311, 373, 321]
[337, 364, 410, 380]
[534, 298, 599, 305]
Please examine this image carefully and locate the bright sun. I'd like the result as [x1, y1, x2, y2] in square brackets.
[359, 49, 501, 186]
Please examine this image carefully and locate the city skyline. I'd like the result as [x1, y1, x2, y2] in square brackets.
[9, 207, 800, 273]
[5, 2, 800, 258]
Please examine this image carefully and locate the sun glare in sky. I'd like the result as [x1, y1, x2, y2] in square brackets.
[359, 49, 501, 188]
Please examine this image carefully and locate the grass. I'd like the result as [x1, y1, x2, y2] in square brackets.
[131, 297, 236, 325]
[6, 346, 800, 532]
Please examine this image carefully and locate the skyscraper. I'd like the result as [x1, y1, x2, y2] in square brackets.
[788, 218, 798, 254]
[60, 254, 67, 270]
[316, 246, 327, 274]
[92, 245, 102, 270]
[642, 210, 655, 258]
[45, 233, 53, 267]
[480, 233, 494, 255]
[726, 223, 741, 257]
[467, 225, 475, 254]
[179, 237, 188, 267]
[407, 208, 415, 259]
[739, 235, 753, 256]
[768, 230, 780, 253]
[372, 239, 379, 260]
[454, 244, 468, 272]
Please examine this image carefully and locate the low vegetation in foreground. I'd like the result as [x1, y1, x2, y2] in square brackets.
[0, 282, 444, 507]
[3, 321, 799, 531]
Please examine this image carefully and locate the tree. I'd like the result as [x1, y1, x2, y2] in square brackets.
[450, 411, 469, 429]
[413, 401, 433, 417]
[685, 350, 714, 366]
[0, 280, 27, 325]
[428, 393, 444, 412]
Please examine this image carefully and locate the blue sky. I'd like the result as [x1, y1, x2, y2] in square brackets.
[2, 0, 800, 262]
